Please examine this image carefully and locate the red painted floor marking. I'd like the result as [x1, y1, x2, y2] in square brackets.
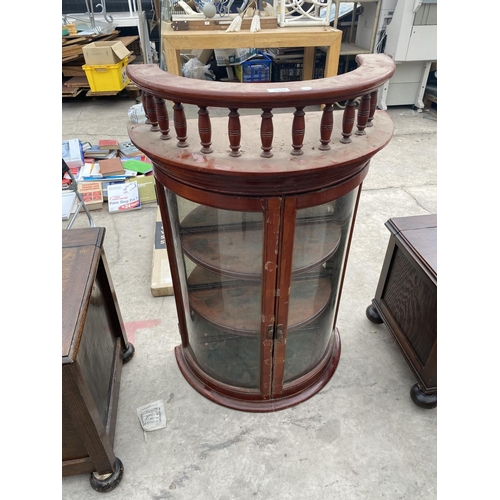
[124, 319, 161, 344]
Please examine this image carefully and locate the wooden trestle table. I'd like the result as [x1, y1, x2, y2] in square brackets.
[161, 23, 343, 80]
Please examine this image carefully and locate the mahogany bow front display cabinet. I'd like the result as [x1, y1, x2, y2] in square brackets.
[127, 54, 396, 412]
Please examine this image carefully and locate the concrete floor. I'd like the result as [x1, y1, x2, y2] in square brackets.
[62, 94, 437, 499]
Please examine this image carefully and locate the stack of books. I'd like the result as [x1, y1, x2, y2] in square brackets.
[63, 138, 158, 217]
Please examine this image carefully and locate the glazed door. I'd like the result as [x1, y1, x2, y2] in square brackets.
[163, 187, 282, 400]
[271, 188, 360, 397]
[162, 184, 359, 403]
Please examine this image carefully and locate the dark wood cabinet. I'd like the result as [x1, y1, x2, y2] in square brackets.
[366, 214, 437, 408]
[62, 227, 135, 492]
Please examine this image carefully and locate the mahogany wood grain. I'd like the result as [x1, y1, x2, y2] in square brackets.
[319, 103, 334, 151]
[228, 108, 241, 157]
[291, 107, 305, 156]
[198, 106, 212, 154]
[173, 102, 188, 147]
[143, 92, 159, 132]
[260, 108, 274, 158]
[154, 96, 171, 140]
[367, 91, 378, 127]
[340, 99, 356, 144]
[355, 93, 371, 135]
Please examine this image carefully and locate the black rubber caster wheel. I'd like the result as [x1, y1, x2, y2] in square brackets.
[410, 384, 437, 409]
[123, 343, 135, 364]
[366, 304, 383, 324]
[89, 457, 124, 493]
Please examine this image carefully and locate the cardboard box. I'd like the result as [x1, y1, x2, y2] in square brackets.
[82, 41, 131, 65]
[191, 49, 214, 65]
[151, 207, 174, 297]
[62, 138, 84, 169]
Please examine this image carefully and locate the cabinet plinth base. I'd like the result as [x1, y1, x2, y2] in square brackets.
[175, 328, 341, 413]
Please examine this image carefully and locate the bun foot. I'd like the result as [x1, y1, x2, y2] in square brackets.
[89, 457, 124, 493]
[123, 343, 135, 364]
[366, 303, 383, 324]
[410, 384, 437, 409]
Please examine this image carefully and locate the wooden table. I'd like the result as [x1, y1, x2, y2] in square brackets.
[366, 214, 437, 409]
[62, 227, 135, 492]
[161, 23, 342, 80]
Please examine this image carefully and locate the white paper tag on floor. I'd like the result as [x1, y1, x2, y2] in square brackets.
[137, 400, 166, 441]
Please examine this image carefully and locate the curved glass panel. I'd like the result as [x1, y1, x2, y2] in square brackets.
[283, 188, 359, 383]
[166, 190, 263, 389]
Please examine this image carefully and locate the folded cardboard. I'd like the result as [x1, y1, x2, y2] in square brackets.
[151, 207, 173, 297]
[82, 41, 131, 65]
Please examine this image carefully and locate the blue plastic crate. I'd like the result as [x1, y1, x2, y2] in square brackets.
[235, 52, 272, 82]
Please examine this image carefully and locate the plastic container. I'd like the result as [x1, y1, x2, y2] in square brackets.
[271, 55, 326, 82]
[83, 57, 130, 92]
[234, 52, 272, 83]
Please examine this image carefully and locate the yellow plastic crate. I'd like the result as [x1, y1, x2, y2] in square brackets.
[83, 57, 129, 92]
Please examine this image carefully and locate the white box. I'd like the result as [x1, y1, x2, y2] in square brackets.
[62, 139, 84, 169]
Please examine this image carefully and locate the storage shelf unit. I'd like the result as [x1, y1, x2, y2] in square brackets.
[378, 0, 437, 109]
[334, 1, 382, 56]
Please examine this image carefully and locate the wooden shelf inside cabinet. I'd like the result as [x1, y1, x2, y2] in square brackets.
[188, 266, 332, 335]
[181, 204, 343, 278]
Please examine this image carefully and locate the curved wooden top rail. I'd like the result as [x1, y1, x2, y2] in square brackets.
[127, 54, 395, 109]
[126, 54, 396, 197]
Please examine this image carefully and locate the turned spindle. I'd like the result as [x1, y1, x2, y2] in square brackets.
[143, 92, 159, 132]
[355, 94, 371, 136]
[142, 93, 151, 125]
[198, 106, 213, 154]
[367, 91, 378, 127]
[228, 108, 241, 157]
[319, 103, 334, 151]
[154, 97, 171, 140]
[260, 108, 274, 158]
[291, 107, 305, 156]
[173, 102, 188, 148]
[340, 99, 356, 144]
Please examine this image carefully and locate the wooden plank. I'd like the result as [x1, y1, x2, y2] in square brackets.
[62, 47, 83, 58]
[62, 85, 85, 97]
[62, 54, 83, 64]
[115, 35, 139, 47]
[62, 37, 89, 46]
[65, 76, 90, 88]
[424, 92, 437, 104]
[62, 65, 86, 77]
[86, 90, 120, 97]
